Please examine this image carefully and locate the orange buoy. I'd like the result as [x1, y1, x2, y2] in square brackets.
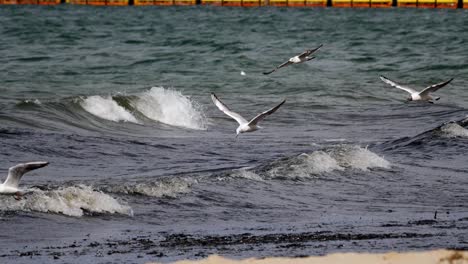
[242, 0, 261, 6]
[436, 0, 457, 8]
[107, 0, 129, 5]
[370, 0, 392, 7]
[222, 0, 242, 6]
[2, 0, 19, 4]
[352, 0, 370, 7]
[154, 0, 173, 5]
[174, 0, 195, 5]
[397, 0, 417, 7]
[134, 0, 154, 5]
[269, 0, 288, 6]
[332, 0, 352, 7]
[305, 0, 327, 7]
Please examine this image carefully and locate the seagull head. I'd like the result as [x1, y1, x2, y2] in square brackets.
[406, 97, 413, 102]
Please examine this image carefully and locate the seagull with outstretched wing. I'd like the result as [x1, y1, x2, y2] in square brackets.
[211, 93, 285, 137]
[263, 44, 323, 75]
[380, 75, 453, 103]
[0, 161, 49, 198]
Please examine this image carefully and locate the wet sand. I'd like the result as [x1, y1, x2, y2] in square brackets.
[157, 250, 468, 264]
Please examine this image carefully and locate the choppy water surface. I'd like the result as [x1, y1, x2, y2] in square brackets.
[1, 6, 468, 264]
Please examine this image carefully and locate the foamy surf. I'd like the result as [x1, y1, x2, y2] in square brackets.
[102, 178, 196, 198]
[263, 145, 390, 180]
[0, 185, 133, 217]
[81, 95, 140, 123]
[440, 123, 468, 138]
[133, 87, 207, 130]
[328, 145, 391, 171]
[229, 168, 265, 182]
[19, 99, 42, 105]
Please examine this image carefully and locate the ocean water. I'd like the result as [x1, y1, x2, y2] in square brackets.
[1, 5, 468, 264]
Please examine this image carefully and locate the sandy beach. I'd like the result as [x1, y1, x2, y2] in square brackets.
[156, 250, 468, 264]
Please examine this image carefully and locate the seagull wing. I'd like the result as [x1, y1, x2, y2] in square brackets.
[263, 61, 293, 75]
[298, 44, 323, 59]
[379, 75, 417, 94]
[276, 60, 293, 69]
[264, 44, 323, 75]
[262, 68, 277, 75]
[248, 99, 286, 126]
[420, 78, 453, 96]
[4, 161, 49, 189]
[211, 93, 248, 125]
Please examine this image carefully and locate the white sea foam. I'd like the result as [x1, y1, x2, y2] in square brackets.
[266, 145, 390, 179]
[133, 87, 207, 130]
[0, 185, 133, 217]
[81, 95, 139, 123]
[105, 178, 195, 198]
[440, 123, 468, 138]
[294, 152, 344, 175]
[231, 168, 264, 181]
[267, 151, 343, 179]
[330, 145, 391, 171]
[23, 99, 41, 105]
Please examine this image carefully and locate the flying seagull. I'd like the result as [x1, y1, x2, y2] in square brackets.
[211, 93, 285, 137]
[379, 75, 453, 103]
[0, 161, 49, 198]
[263, 44, 323, 75]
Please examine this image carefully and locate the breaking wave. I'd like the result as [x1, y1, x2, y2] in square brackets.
[132, 87, 207, 130]
[18, 99, 42, 105]
[267, 151, 344, 179]
[80, 95, 140, 123]
[229, 168, 265, 182]
[0, 185, 133, 217]
[77, 87, 207, 130]
[440, 123, 468, 138]
[327, 145, 390, 171]
[102, 177, 196, 198]
[380, 117, 468, 151]
[257, 145, 390, 180]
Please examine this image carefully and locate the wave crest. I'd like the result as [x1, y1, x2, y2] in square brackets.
[133, 87, 207, 130]
[267, 151, 343, 179]
[0, 185, 133, 217]
[259, 145, 390, 180]
[229, 168, 265, 181]
[102, 178, 195, 198]
[328, 145, 391, 171]
[80, 95, 139, 123]
[440, 123, 468, 138]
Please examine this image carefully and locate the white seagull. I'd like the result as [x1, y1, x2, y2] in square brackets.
[263, 44, 323, 75]
[380, 75, 453, 103]
[0, 161, 49, 197]
[211, 93, 285, 137]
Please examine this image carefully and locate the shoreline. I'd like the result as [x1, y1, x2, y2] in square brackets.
[154, 250, 468, 264]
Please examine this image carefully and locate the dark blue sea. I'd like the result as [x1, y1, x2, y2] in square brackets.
[0, 5, 467, 264]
